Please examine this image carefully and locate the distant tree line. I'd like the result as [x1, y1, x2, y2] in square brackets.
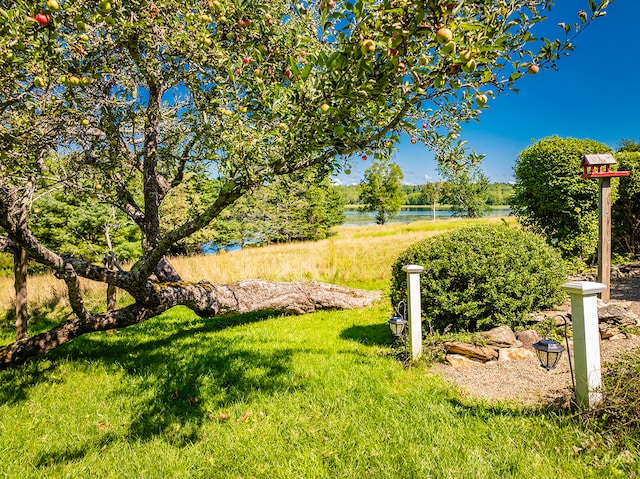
[336, 181, 513, 207]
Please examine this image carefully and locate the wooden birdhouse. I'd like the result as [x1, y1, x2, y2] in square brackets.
[581, 153, 630, 303]
[581, 153, 630, 179]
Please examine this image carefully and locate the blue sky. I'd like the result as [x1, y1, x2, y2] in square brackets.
[334, 0, 640, 185]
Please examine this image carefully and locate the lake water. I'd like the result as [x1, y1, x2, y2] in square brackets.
[342, 207, 511, 226]
[202, 207, 511, 253]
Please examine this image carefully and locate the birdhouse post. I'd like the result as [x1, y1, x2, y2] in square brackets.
[581, 154, 630, 302]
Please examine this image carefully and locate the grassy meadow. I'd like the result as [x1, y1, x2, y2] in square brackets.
[1, 217, 637, 478]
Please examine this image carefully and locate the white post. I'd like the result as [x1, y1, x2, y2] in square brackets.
[562, 281, 605, 408]
[403, 265, 424, 360]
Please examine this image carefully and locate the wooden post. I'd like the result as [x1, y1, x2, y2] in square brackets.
[582, 153, 628, 303]
[598, 177, 612, 303]
[403, 264, 424, 361]
[562, 281, 605, 408]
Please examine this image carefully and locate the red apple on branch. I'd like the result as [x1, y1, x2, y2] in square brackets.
[35, 14, 50, 26]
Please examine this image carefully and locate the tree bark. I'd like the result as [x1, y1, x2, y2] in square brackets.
[13, 246, 28, 341]
[0, 280, 380, 368]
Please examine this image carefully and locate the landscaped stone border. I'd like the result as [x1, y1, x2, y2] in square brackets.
[442, 301, 639, 366]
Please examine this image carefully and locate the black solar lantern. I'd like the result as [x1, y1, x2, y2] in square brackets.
[532, 338, 566, 371]
[387, 301, 407, 338]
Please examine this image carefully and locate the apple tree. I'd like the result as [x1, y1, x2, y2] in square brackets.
[0, 0, 610, 366]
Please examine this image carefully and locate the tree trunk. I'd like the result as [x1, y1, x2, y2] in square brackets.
[107, 284, 117, 311]
[0, 280, 380, 368]
[13, 246, 28, 341]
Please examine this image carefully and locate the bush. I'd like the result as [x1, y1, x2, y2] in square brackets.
[390, 224, 567, 332]
[612, 152, 640, 258]
[510, 136, 611, 264]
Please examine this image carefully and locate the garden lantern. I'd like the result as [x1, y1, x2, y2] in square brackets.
[581, 153, 629, 302]
[532, 338, 565, 371]
[388, 301, 407, 338]
[533, 313, 578, 401]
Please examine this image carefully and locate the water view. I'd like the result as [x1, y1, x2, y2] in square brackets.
[342, 207, 511, 226]
[203, 207, 511, 253]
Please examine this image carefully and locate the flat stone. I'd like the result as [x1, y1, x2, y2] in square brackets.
[498, 347, 534, 362]
[599, 323, 620, 339]
[445, 354, 485, 367]
[480, 326, 516, 348]
[443, 341, 498, 362]
[598, 305, 628, 322]
[515, 329, 541, 349]
[609, 333, 627, 341]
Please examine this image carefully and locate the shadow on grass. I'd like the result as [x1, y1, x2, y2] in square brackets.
[1, 307, 310, 461]
[0, 360, 62, 405]
[36, 433, 118, 469]
[444, 389, 576, 422]
[340, 322, 392, 347]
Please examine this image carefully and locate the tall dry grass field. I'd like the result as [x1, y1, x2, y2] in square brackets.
[172, 217, 508, 286]
[0, 217, 509, 314]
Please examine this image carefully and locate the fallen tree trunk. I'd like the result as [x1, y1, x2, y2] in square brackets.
[0, 279, 380, 368]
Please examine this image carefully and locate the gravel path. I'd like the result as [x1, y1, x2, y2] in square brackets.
[429, 275, 640, 407]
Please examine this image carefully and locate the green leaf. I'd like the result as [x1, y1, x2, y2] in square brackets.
[326, 51, 341, 68]
[300, 64, 312, 80]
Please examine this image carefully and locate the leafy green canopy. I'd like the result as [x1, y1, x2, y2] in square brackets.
[1, 0, 607, 185]
[0, 0, 608, 301]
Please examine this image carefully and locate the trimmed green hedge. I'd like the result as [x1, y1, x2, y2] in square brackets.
[390, 225, 567, 332]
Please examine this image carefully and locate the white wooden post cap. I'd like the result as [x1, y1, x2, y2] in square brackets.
[562, 281, 606, 296]
[402, 265, 424, 273]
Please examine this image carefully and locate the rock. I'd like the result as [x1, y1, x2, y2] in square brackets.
[527, 313, 547, 324]
[599, 304, 628, 322]
[598, 303, 639, 327]
[609, 333, 627, 341]
[515, 329, 541, 349]
[445, 354, 485, 367]
[443, 341, 498, 362]
[479, 326, 516, 348]
[599, 323, 620, 339]
[498, 347, 534, 362]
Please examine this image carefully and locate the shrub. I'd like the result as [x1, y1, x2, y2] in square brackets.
[390, 224, 567, 332]
[510, 136, 611, 264]
[612, 152, 640, 258]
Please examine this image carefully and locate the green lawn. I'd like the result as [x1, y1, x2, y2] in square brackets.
[1, 302, 636, 478]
